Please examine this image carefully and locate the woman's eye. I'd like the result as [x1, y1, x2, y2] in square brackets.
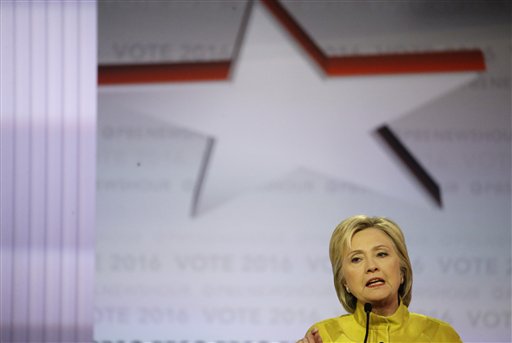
[351, 257, 361, 263]
[377, 251, 388, 257]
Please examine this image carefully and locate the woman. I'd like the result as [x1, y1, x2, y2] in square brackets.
[299, 215, 462, 343]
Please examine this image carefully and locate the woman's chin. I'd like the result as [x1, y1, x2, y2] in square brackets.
[362, 288, 396, 304]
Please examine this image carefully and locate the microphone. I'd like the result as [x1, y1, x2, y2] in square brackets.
[363, 303, 372, 343]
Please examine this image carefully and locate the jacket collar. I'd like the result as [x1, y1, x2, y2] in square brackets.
[353, 300, 410, 331]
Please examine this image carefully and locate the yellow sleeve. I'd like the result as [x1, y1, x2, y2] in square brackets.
[432, 322, 463, 343]
[306, 324, 331, 342]
[307, 319, 349, 343]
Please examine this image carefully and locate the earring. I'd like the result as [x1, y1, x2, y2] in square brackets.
[345, 285, 351, 294]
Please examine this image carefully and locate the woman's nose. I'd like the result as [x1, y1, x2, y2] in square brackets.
[366, 258, 379, 272]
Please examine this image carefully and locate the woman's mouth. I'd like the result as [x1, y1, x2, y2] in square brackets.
[366, 278, 385, 288]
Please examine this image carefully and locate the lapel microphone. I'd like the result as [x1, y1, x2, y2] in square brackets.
[363, 303, 372, 343]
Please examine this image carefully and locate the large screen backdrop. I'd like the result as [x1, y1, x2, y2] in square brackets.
[95, 2, 511, 342]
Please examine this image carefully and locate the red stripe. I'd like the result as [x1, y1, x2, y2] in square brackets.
[98, 61, 231, 84]
[325, 50, 485, 76]
[261, 0, 485, 76]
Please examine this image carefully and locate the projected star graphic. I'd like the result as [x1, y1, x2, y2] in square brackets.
[101, 2, 476, 215]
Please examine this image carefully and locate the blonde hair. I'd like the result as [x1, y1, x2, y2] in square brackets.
[329, 215, 413, 313]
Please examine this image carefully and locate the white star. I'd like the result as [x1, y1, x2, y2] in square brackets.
[99, 2, 476, 214]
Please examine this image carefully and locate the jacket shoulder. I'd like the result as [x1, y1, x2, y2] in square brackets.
[308, 314, 360, 342]
[311, 313, 353, 327]
[409, 312, 462, 342]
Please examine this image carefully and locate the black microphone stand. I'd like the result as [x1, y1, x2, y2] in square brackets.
[363, 303, 372, 343]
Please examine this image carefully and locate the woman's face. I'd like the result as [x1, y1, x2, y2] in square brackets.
[342, 228, 402, 312]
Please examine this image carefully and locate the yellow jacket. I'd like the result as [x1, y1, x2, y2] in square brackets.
[310, 302, 462, 343]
